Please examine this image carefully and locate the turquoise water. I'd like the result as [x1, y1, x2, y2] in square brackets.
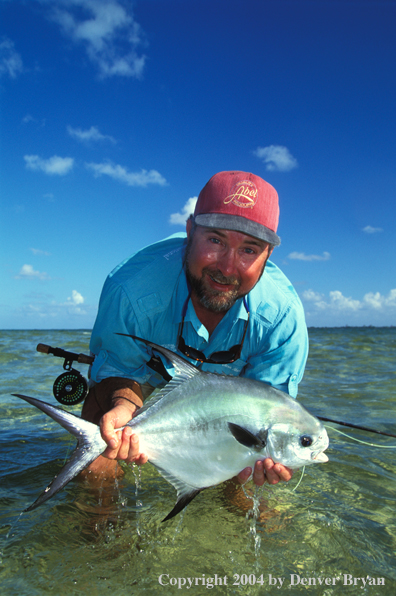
[0, 328, 395, 595]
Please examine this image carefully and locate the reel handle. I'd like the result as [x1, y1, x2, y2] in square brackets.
[37, 343, 94, 365]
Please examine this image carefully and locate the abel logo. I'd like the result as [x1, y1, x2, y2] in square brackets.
[223, 180, 258, 209]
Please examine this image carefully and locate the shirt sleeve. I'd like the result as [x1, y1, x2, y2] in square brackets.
[89, 280, 155, 384]
[242, 300, 309, 398]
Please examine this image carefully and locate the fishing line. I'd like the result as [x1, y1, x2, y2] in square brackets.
[325, 425, 396, 448]
[317, 416, 396, 438]
[62, 435, 76, 465]
[292, 466, 306, 492]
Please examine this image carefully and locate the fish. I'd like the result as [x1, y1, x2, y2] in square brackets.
[14, 336, 329, 521]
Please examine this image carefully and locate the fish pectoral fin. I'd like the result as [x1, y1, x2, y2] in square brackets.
[228, 422, 266, 450]
[162, 489, 201, 522]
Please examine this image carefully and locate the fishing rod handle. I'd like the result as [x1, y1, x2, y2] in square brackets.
[36, 343, 94, 365]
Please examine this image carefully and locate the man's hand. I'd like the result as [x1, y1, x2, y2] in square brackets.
[237, 458, 293, 486]
[100, 403, 148, 465]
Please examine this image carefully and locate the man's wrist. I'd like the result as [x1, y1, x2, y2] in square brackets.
[111, 395, 140, 412]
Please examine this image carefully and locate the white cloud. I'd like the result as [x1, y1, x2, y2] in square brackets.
[22, 114, 35, 124]
[49, 0, 146, 78]
[288, 251, 331, 262]
[362, 225, 383, 234]
[328, 290, 361, 311]
[301, 289, 327, 308]
[68, 290, 84, 305]
[170, 197, 197, 225]
[24, 154, 74, 175]
[253, 145, 298, 172]
[301, 288, 396, 326]
[22, 114, 46, 127]
[86, 161, 167, 187]
[302, 289, 362, 312]
[14, 290, 90, 322]
[363, 289, 396, 310]
[15, 264, 51, 280]
[30, 248, 51, 256]
[67, 125, 116, 143]
[0, 38, 23, 79]
[64, 290, 85, 310]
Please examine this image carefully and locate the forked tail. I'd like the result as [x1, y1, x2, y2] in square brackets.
[13, 394, 107, 511]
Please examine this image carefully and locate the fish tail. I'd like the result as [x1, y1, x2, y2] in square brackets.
[13, 394, 107, 511]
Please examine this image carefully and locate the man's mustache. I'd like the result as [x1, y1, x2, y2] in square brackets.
[203, 268, 241, 287]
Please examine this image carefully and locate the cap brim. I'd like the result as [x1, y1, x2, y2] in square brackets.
[195, 213, 281, 246]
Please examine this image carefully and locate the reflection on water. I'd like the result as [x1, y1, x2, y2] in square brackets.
[1, 328, 396, 595]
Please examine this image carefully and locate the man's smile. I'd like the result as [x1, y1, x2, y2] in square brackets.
[206, 270, 240, 290]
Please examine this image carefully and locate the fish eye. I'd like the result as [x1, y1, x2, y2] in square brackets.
[300, 435, 313, 447]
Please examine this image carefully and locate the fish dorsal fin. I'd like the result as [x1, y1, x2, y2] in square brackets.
[153, 464, 201, 522]
[228, 422, 268, 451]
[116, 333, 199, 379]
[117, 334, 201, 418]
[134, 372, 196, 417]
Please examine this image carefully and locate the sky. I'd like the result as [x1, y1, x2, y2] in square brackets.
[1, 0, 395, 329]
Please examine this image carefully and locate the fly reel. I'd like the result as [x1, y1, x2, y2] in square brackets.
[53, 369, 88, 405]
[36, 343, 93, 406]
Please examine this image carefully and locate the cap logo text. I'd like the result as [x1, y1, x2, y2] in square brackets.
[223, 180, 258, 209]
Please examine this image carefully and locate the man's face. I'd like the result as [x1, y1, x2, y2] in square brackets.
[185, 222, 273, 313]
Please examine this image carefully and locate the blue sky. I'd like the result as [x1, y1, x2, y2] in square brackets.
[1, 0, 395, 329]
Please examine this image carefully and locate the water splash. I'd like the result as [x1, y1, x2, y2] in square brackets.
[242, 483, 266, 559]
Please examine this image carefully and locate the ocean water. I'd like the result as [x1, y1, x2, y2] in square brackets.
[0, 328, 395, 595]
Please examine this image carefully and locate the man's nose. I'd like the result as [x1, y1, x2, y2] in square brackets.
[217, 248, 238, 277]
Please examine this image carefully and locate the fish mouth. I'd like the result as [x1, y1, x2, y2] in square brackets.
[312, 451, 329, 463]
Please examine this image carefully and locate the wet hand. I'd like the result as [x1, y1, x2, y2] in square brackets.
[100, 404, 148, 465]
[237, 458, 293, 486]
[262, 459, 293, 484]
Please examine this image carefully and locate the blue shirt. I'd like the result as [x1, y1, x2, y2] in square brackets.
[90, 233, 308, 397]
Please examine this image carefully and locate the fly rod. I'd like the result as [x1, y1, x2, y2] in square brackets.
[36, 344, 396, 437]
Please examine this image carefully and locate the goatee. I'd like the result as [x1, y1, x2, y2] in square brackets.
[185, 266, 241, 313]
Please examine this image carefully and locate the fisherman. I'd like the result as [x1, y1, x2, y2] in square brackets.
[82, 170, 309, 487]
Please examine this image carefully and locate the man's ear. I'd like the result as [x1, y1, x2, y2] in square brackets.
[186, 217, 193, 239]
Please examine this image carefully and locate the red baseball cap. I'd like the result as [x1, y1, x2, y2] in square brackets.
[194, 171, 281, 246]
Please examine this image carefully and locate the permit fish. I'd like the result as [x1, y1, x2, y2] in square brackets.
[14, 336, 329, 521]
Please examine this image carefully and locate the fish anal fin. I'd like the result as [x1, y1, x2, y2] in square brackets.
[162, 489, 201, 522]
[228, 422, 267, 450]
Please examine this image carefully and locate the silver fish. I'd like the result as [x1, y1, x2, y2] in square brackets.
[14, 336, 329, 521]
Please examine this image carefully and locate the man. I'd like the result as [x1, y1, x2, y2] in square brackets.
[82, 171, 309, 487]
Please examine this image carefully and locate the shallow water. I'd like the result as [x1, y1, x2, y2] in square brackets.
[1, 328, 395, 595]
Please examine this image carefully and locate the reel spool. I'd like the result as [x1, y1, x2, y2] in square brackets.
[37, 343, 93, 406]
[53, 369, 88, 406]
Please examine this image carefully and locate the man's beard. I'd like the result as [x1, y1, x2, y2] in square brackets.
[186, 265, 242, 313]
[184, 229, 268, 313]
[183, 236, 242, 313]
